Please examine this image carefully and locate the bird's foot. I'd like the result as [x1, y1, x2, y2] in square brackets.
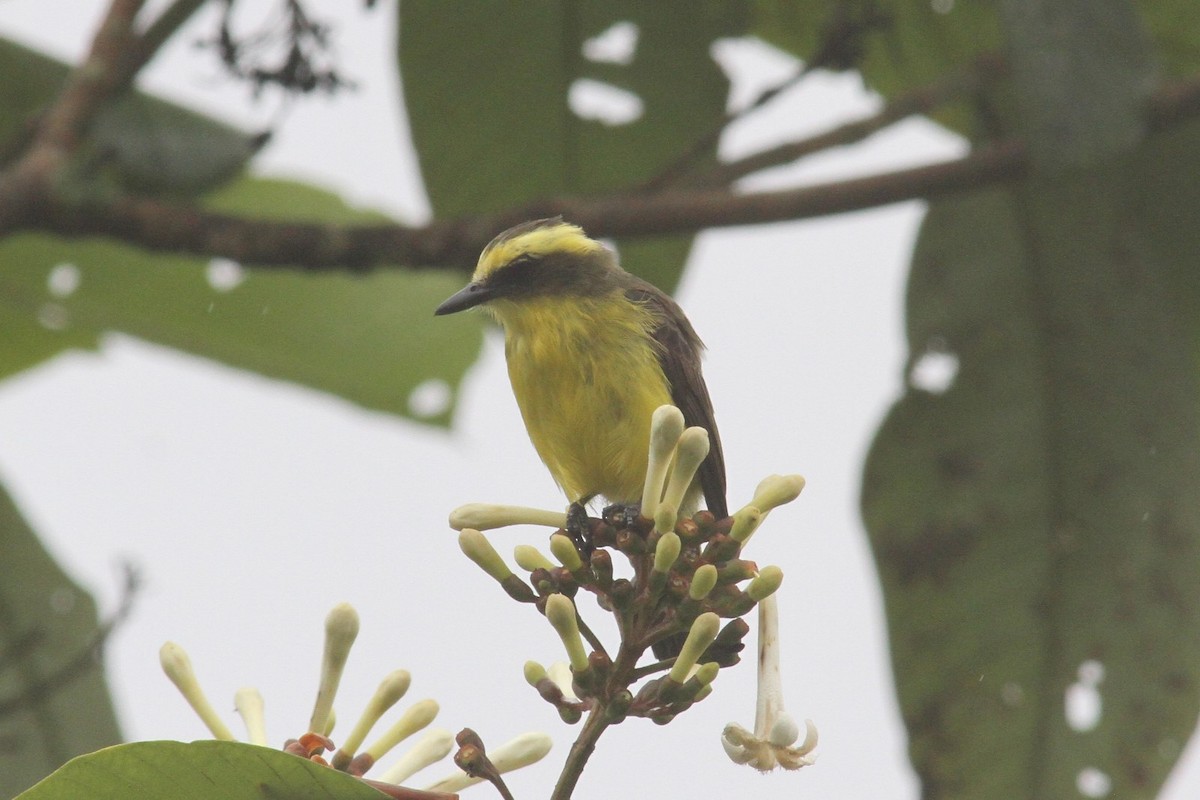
[566, 501, 594, 558]
[602, 502, 642, 531]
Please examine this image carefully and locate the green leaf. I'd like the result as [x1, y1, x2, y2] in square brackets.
[0, 38, 261, 195]
[751, 1, 1200, 138]
[0, 177, 481, 424]
[0, 481, 121, 798]
[861, 120, 1200, 798]
[16, 740, 389, 800]
[398, 0, 743, 291]
[997, 0, 1155, 168]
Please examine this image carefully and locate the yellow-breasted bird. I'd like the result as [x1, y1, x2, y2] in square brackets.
[434, 217, 727, 524]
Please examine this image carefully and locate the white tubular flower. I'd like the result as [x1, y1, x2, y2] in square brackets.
[309, 603, 360, 735]
[234, 687, 268, 746]
[449, 503, 567, 531]
[159, 642, 236, 741]
[378, 727, 456, 785]
[458, 529, 514, 582]
[333, 669, 412, 768]
[668, 612, 720, 684]
[424, 732, 554, 792]
[546, 660, 581, 702]
[545, 594, 589, 672]
[513, 544, 556, 572]
[657, 427, 711, 533]
[549, 533, 584, 571]
[721, 594, 817, 771]
[749, 474, 806, 514]
[363, 698, 440, 763]
[641, 405, 685, 517]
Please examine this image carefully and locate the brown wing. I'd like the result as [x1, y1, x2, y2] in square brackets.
[624, 280, 728, 519]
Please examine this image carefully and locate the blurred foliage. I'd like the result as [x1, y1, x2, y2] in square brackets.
[399, 0, 745, 291]
[0, 483, 122, 797]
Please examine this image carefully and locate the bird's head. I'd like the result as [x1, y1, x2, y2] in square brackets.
[434, 218, 618, 316]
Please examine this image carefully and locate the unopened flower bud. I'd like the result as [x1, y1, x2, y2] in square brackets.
[750, 474, 805, 514]
[549, 533, 584, 572]
[234, 687, 267, 746]
[653, 532, 681, 574]
[668, 612, 720, 684]
[363, 698, 439, 762]
[728, 506, 763, 544]
[333, 669, 412, 769]
[642, 405, 685, 517]
[449, 503, 566, 531]
[426, 732, 554, 792]
[689, 564, 718, 600]
[378, 728, 455, 785]
[659, 428, 710, 527]
[747, 566, 784, 601]
[309, 603, 359, 735]
[523, 661, 548, 687]
[514, 545, 556, 573]
[159, 642, 235, 741]
[545, 594, 588, 671]
[458, 529, 513, 582]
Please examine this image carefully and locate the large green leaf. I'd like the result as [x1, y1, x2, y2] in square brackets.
[16, 740, 389, 800]
[861, 118, 1200, 798]
[0, 39, 261, 195]
[751, 1, 1200, 138]
[0, 480, 122, 798]
[0, 177, 481, 424]
[398, 1, 744, 291]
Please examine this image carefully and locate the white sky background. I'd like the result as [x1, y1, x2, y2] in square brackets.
[1, 2, 1199, 798]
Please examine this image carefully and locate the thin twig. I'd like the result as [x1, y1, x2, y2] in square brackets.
[690, 54, 1004, 189]
[0, 563, 142, 718]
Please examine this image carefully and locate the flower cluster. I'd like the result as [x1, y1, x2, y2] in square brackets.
[450, 405, 817, 769]
[160, 603, 552, 797]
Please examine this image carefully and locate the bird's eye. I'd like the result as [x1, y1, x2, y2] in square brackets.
[510, 254, 536, 268]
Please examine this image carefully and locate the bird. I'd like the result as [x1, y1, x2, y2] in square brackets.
[434, 216, 727, 527]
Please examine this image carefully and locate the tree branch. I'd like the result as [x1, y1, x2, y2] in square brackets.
[24, 141, 1027, 270]
[689, 54, 1003, 189]
[0, 0, 147, 230]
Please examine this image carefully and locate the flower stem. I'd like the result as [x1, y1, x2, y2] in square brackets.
[550, 704, 612, 800]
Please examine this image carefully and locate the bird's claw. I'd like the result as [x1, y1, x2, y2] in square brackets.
[566, 502, 593, 557]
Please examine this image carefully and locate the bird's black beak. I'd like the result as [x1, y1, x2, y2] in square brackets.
[435, 282, 494, 315]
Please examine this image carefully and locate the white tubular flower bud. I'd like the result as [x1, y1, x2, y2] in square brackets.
[458, 529, 513, 583]
[544, 594, 588, 671]
[339, 670, 412, 761]
[308, 603, 360, 735]
[549, 533, 583, 571]
[523, 660, 548, 687]
[667, 612, 720, 684]
[234, 687, 268, 746]
[728, 506, 764, 544]
[749, 474, 805, 514]
[449, 503, 567, 531]
[425, 732, 554, 792]
[546, 661, 580, 702]
[747, 566, 784, 601]
[378, 728, 455, 785]
[159, 642, 236, 741]
[654, 504, 678, 541]
[658, 428, 711, 529]
[641, 405, 685, 517]
[653, 531, 681, 574]
[689, 564, 718, 600]
[513, 544, 556, 573]
[363, 698, 440, 762]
